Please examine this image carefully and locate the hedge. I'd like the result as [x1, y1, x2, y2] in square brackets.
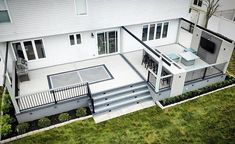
[160, 75, 235, 106]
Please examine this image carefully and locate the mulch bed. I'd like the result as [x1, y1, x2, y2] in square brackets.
[2, 107, 91, 140]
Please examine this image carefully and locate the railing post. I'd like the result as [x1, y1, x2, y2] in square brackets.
[147, 70, 150, 83]
[87, 83, 94, 113]
[52, 90, 57, 104]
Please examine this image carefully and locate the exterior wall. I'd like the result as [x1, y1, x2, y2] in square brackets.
[0, 42, 15, 85]
[21, 30, 101, 70]
[121, 19, 180, 53]
[16, 96, 89, 123]
[10, 19, 179, 70]
[191, 27, 234, 65]
[0, 0, 190, 42]
[208, 15, 235, 41]
[183, 75, 226, 93]
[170, 72, 187, 97]
[216, 40, 234, 64]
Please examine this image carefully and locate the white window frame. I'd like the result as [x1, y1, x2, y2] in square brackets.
[142, 21, 170, 41]
[193, 0, 203, 7]
[162, 21, 170, 38]
[74, 0, 88, 16]
[11, 38, 46, 62]
[95, 28, 120, 56]
[68, 33, 82, 46]
[155, 23, 163, 39]
[0, 0, 12, 23]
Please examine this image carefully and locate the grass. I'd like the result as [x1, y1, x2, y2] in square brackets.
[7, 86, 235, 144]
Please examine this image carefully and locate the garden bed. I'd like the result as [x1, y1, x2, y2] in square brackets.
[159, 75, 235, 107]
[0, 91, 91, 141]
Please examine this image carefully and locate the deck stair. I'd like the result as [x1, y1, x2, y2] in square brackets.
[91, 82, 153, 115]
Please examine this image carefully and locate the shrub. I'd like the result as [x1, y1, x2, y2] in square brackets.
[38, 117, 51, 128]
[76, 108, 87, 117]
[2, 93, 14, 114]
[160, 75, 235, 106]
[0, 114, 12, 137]
[16, 123, 30, 134]
[58, 113, 71, 122]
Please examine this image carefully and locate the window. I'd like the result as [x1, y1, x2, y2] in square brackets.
[142, 22, 169, 41]
[0, 0, 10, 23]
[76, 34, 81, 44]
[142, 25, 148, 41]
[12, 43, 24, 59]
[149, 24, 155, 40]
[69, 35, 75, 45]
[23, 41, 36, 60]
[12, 39, 46, 61]
[69, 34, 82, 46]
[162, 22, 169, 38]
[155, 23, 162, 39]
[193, 0, 202, 7]
[75, 0, 87, 15]
[35, 39, 46, 58]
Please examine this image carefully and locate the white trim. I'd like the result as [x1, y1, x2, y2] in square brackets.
[74, 0, 88, 16]
[32, 40, 39, 59]
[142, 21, 170, 41]
[96, 28, 120, 56]
[148, 23, 156, 41]
[20, 42, 28, 61]
[68, 33, 82, 46]
[11, 38, 46, 62]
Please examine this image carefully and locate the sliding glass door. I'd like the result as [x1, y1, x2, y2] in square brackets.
[97, 30, 118, 55]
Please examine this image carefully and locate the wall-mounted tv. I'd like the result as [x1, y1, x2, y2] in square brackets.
[200, 37, 216, 54]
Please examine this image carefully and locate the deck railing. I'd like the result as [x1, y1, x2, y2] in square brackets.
[15, 82, 92, 111]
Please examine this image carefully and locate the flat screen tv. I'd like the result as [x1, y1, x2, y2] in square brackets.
[200, 37, 216, 54]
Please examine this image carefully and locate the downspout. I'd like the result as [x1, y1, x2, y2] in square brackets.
[3, 41, 9, 87]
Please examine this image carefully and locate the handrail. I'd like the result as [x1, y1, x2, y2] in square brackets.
[15, 81, 88, 99]
[15, 82, 89, 111]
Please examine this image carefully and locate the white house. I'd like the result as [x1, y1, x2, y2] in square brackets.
[0, 0, 234, 123]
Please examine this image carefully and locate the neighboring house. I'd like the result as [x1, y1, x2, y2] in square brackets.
[189, 0, 235, 26]
[0, 0, 234, 123]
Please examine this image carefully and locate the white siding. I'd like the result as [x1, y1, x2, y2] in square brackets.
[0, 0, 190, 42]
[121, 19, 180, 53]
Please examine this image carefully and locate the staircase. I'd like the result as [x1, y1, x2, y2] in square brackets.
[91, 82, 153, 115]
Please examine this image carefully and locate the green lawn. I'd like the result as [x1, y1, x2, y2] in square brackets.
[8, 86, 235, 144]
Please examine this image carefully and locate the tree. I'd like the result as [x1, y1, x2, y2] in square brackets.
[204, 0, 220, 28]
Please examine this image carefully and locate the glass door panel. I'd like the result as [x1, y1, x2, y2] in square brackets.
[97, 32, 107, 55]
[108, 31, 117, 53]
[97, 30, 118, 55]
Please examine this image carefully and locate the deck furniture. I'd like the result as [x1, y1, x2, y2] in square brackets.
[184, 47, 197, 54]
[167, 53, 180, 62]
[179, 51, 199, 66]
